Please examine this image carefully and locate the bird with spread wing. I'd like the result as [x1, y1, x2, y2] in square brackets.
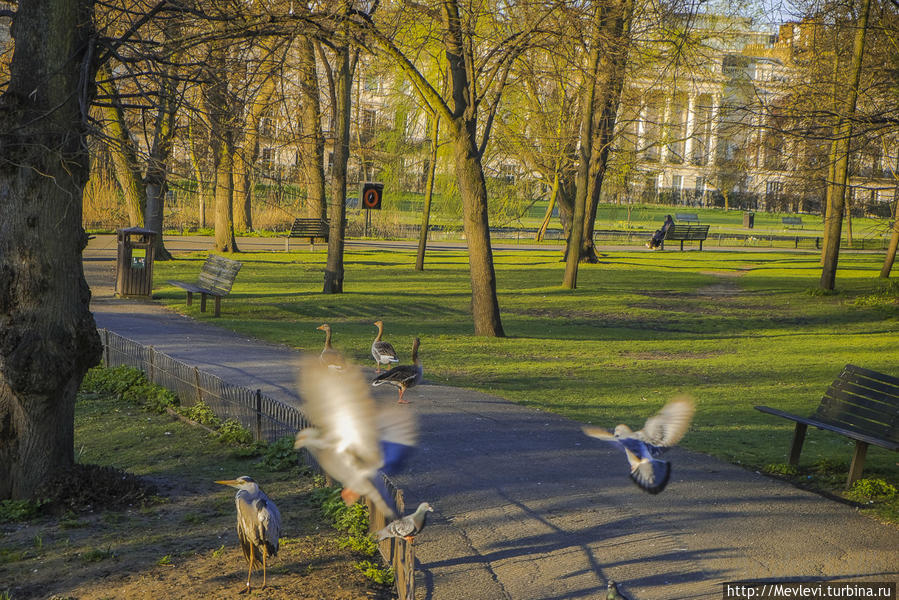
[294, 355, 418, 519]
[582, 397, 695, 494]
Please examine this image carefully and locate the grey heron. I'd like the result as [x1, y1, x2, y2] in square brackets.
[215, 476, 282, 592]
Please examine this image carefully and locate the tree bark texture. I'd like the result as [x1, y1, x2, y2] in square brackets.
[323, 41, 351, 294]
[96, 63, 145, 227]
[0, 0, 103, 500]
[582, 0, 633, 261]
[820, 0, 871, 290]
[416, 113, 439, 271]
[144, 68, 178, 261]
[563, 10, 602, 289]
[880, 198, 899, 278]
[204, 53, 239, 253]
[297, 35, 327, 220]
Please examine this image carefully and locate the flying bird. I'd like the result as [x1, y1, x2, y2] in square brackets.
[582, 397, 695, 494]
[294, 356, 418, 519]
[376, 502, 434, 545]
[316, 323, 345, 370]
[372, 337, 422, 403]
[371, 320, 400, 373]
[215, 476, 282, 593]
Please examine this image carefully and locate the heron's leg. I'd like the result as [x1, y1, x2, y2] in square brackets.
[261, 552, 267, 589]
[240, 544, 254, 594]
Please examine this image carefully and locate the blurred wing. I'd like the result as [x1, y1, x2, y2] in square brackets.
[639, 397, 695, 448]
[297, 356, 382, 474]
[376, 403, 418, 475]
[629, 458, 671, 495]
[582, 425, 617, 442]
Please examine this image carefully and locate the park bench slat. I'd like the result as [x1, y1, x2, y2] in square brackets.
[662, 223, 710, 250]
[168, 255, 241, 317]
[285, 218, 330, 249]
[755, 363, 899, 486]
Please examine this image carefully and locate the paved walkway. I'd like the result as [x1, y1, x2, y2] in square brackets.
[83, 236, 898, 600]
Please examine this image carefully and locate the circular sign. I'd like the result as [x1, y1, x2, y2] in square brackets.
[363, 188, 380, 208]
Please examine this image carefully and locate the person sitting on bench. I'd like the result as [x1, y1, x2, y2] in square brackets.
[647, 215, 674, 250]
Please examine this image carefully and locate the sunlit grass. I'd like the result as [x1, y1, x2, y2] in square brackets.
[151, 247, 899, 504]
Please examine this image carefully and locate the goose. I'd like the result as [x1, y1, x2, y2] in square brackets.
[371, 320, 400, 373]
[372, 337, 422, 404]
[316, 324, 344, 370]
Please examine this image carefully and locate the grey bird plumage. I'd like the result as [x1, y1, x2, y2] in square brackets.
[371, 320, 400, 373]
[372, 337, 422, 403]
[376, 502, 434, 544]
[582, 397, 695, 494]
[215, 476, 281, 592]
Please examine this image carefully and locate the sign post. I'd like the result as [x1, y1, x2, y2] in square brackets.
[361, 182, 383, 238]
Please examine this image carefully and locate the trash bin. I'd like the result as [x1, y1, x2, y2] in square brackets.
[115, 227, 157, 297]
[743, 212, 755, 229]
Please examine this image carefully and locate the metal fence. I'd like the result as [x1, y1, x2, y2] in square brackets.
[98, 328, 416, 599]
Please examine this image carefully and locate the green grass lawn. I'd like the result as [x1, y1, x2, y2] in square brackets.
[151, 246, 899, 519]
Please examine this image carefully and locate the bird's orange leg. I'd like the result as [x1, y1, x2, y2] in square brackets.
[240, 545, 254, 594]
[341, 487, 361, 505]
[403, 535, 415, 545]
[261, 553, 267, 590]
[397, 388, 409, 404]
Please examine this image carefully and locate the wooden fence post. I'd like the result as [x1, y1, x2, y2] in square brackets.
[194, 367, 202, 405]
[255, 389, 263, 442]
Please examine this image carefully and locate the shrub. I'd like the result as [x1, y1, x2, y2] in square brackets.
[845, 478, 898, 503]
[260, 435, 299, 471]
[179, 401, 220, 429]
[218, 419, 253, 445]
[355, 560, 395, 586]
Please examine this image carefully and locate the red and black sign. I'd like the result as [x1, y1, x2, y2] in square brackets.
[361, 182, 384, 210]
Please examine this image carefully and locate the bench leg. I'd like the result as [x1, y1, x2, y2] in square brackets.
[186, 291, 193, 307]
[846, 441, 868, 488]
[200, 293, 207, 313]
[214, 296, 221, 317]
[788, 422, 807, 465]
[698, 240, 703, 251]
[680, 240, 685, 251]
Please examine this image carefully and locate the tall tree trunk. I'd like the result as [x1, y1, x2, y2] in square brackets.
[323, 40, 351, 294]
[144, 69, 178, 261]
[213, 136, 239, 253]
[96, 63, 145, 227]
[416, 113, 439, 271]
[563, 13, 602, 289]
[0, 0, 102, 500]
[582, 0, 633, 260]
[297, 35, 327, 220]
[820, 0, 871, 290]
[188, 118, 209, 228]
[451, 120, 505, 336]
[537, 171, 560, 243]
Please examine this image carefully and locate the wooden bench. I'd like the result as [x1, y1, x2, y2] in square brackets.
[782, 216, 803, 228]
[662, 223, 710, 250]
[285, 218, 330, 250]
[167, 255, 241, 317]
[675, 212, 700, 223]
[755, 364, 899, 487]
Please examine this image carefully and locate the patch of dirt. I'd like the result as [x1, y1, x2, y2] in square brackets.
[1, 476, 395, 600]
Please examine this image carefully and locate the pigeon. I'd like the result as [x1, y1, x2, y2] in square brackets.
[371, 320, 400, 373]
[294, 355, 417, 519]
[316, 324, 345, 370]
[372, 337, 422, 403]
[375, 502, 434, 544]
[606, 580, 628, 600]
[582, 397, 695, 494]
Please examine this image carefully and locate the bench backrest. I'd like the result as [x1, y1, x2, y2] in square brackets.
[675, 213, 699, 222]
[665, 224, 710, 240]
[290, 218, 330, 236]
[197, 255, 242, 295]
[783, 217, 802, 225]
[813, 364, 899, 443]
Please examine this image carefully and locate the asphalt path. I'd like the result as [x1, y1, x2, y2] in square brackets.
[83, 235, 898, 599]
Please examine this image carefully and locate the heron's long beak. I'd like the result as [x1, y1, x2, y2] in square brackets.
[215, 479, 240, 486]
